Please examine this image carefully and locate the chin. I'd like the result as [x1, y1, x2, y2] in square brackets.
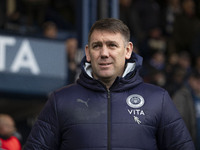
[99, 72, 113, 78]
[99, 74, 114, 80]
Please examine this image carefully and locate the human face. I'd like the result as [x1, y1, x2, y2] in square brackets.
[0, 116, 15, 136]
[85, 30, 133, 87]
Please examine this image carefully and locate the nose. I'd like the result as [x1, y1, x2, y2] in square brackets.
[100, 45, 109, 58]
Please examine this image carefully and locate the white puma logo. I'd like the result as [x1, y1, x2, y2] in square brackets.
[77, 98, 90, 107]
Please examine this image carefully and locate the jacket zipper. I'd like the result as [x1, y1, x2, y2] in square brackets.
[107, 89, 111, 150]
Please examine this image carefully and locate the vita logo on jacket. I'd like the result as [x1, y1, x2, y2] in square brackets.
[126, 94, 145, 124]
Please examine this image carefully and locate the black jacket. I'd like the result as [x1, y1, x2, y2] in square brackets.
[24, 53, 195, 150]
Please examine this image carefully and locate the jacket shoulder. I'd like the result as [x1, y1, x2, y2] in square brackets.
[139, 82, 167, 95]
[53, 84, 85, 98]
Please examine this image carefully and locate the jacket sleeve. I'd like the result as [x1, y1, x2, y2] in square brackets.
[157, 91, 195, 150]
[23, 93, 60, 150]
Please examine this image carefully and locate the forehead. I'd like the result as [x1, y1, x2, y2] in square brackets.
[0, 116, 14, 125]
[89, 30, 125, 43]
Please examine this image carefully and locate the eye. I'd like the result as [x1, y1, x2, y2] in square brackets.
[92, 43, 102, 49]
[93, 44, 100, 49]
[108, 43, 117, 48]
[110, 44, 116, 47]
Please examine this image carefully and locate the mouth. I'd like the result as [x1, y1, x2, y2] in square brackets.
[99, 62, 112, 69]
[99, 62, 112, 66]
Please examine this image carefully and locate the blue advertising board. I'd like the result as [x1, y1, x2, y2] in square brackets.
[0, 34, 67, 96]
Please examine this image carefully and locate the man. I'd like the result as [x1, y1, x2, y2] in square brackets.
[173, 71, 200, 149]
[24, 18, 194, 149]
[0, 114, 21, 150]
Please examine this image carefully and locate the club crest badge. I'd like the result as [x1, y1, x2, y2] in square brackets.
[126, 94, 145, 109]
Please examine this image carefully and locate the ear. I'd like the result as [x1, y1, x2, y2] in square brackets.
[85, 45, 91, 62]
[125, 42, 133, 59]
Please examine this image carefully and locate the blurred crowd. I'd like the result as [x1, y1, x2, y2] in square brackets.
[1, 0, 199, 92]
[1, 0, 200, 90]
[120, 0, 200, 148]
[0, 0, 76, 38]
[1, 0, 200, 149]
[0, 0, 83, 85]
[120, 0, 200, 95]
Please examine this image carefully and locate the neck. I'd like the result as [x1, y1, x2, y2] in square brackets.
[95, 76, 118, 90]
[101, 80, 114, 90]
